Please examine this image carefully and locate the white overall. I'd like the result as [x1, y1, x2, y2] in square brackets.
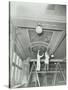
[36, 54, 40, 71]
[44, 52, 49, 71]
[45, 52, 49, 64]
[36, 50, 43, 71]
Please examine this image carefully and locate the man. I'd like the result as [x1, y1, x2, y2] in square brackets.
[44, 51, 50, 71]
[36, 50, 44, 71]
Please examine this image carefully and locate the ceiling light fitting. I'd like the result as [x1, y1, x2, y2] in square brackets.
[36, 25, 43, 34]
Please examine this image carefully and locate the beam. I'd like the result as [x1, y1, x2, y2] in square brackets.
[12, 62, 22, 70]
[17, 26, 64, 31]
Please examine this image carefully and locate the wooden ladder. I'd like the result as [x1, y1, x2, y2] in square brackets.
[27, 60, 40, 87]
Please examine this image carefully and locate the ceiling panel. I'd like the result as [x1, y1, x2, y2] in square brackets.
[28, 29, 53, 44]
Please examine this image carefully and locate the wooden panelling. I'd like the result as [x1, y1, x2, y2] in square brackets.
[16, 28, 31, 58]
[48, 31, 65, 55]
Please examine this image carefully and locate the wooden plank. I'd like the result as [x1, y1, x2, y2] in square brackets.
[32, 70, 60, 73]
[30, 59, 66, 62]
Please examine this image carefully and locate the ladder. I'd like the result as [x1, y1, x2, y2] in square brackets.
[27, 59, 65, 87]
[27, 60, 40, 87]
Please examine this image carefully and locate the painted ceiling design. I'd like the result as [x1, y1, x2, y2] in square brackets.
[15, 25, 65, 60]
[28, 29, 53, 44]
[31, 45, 47, 59]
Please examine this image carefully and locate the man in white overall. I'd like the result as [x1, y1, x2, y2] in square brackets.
[44, 51, 50, 71]
[36, 50, 44, 71]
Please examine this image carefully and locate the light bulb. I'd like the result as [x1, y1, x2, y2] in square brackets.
[36, 25, 42, 34]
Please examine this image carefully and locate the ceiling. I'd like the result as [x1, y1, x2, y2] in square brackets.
[15, 27, 66, 60]
[10, 2, 66, 60]
[10, 2, 66, 23]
